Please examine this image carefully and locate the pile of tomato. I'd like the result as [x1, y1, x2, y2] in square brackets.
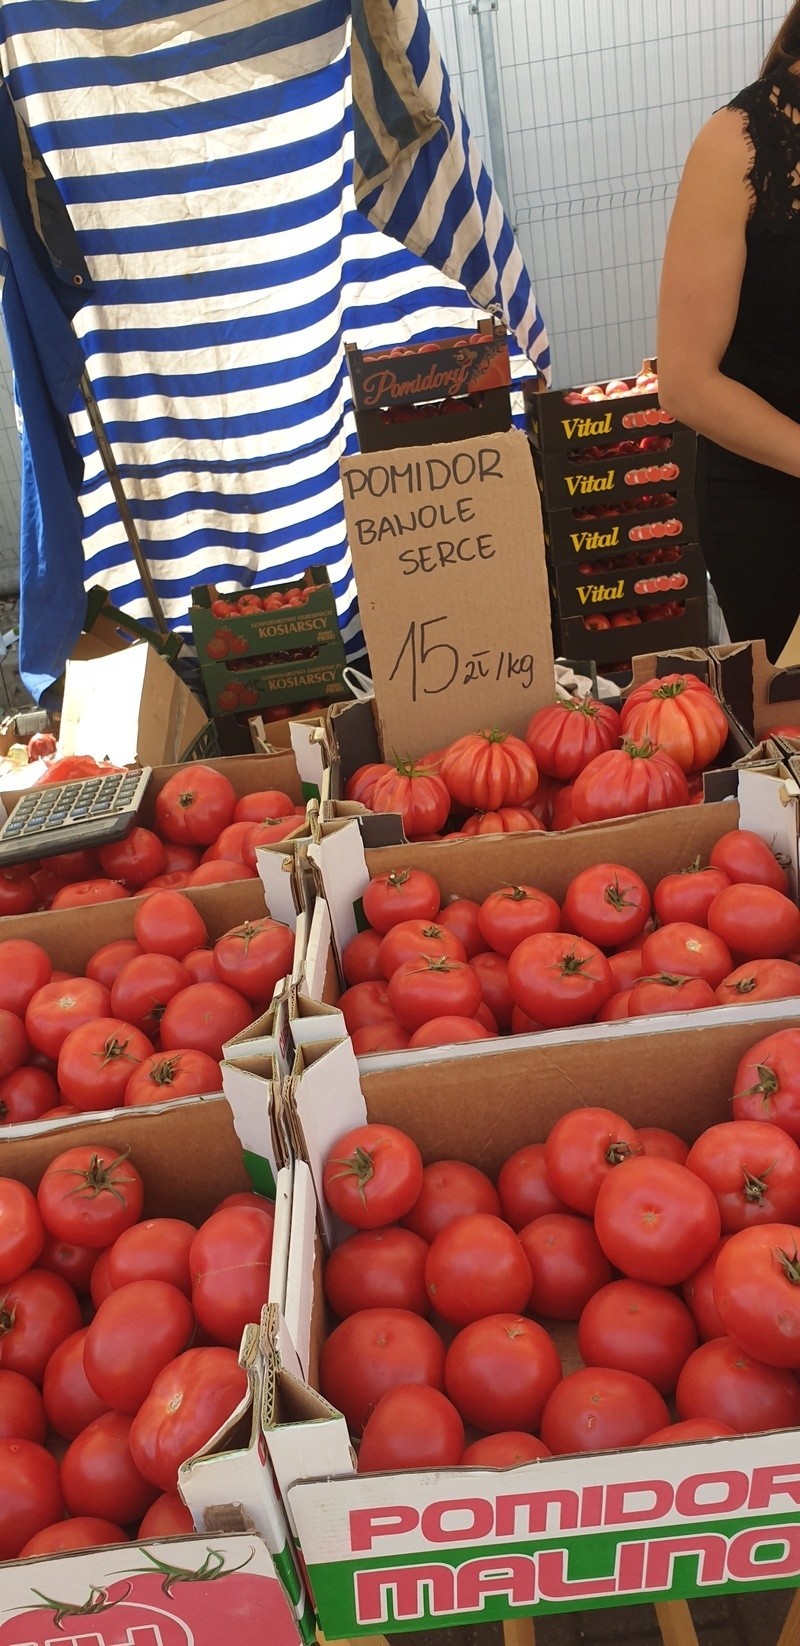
[340, 827, 799, 1054]
[346, 673, 731, 840]
[0, 764, 305, 917]
[0, 1148, 274, 1561]
[318, 1029, 800, 1471]
[0, 887, 294, 1125]
[208, 586, 315, 620]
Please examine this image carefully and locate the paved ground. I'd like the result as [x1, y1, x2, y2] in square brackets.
[386, 1589, 796, 1646]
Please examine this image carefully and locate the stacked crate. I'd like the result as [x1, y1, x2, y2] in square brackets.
[525, 366, 708, 672]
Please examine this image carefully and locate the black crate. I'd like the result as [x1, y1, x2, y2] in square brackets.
[556, 597, 710, 671]
[550, 541, 708, 621]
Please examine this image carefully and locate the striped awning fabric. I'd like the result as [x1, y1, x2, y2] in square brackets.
[0, 0, 549, 697]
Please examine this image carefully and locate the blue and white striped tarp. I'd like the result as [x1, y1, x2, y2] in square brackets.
[0, 0, 549, 698]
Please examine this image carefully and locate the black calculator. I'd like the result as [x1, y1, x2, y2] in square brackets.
[0, 769, 153, 866]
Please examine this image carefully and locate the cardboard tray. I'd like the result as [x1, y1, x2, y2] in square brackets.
[0, 1099, 313, 1645]
[191, 570, 347, 719]
[261, 1019, 800, 1636]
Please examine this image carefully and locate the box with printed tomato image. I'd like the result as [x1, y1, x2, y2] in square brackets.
[534, 426, 697, 521]
[346, 320, 512, 454]
[259, 1019, 800, 1639]
[0, 1096, 314, 1645]
[543, 486, 700, 569]
[558, 599, 709, 672]
[524, 359, 686, 455]
[190, 569, 347, 719]
[549, 541, 708, 623]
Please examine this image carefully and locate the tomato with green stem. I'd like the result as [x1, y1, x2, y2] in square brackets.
[627, 974, 716, 1016]
[653, 860, 731, 927]
[57, 1018, 154, 1110]
[562, 862, 651, 949]
[110, 956, 191, 1036]
[368, 762, 450, 839]
[571, 739, 689, 823]
[124, 1049, 221, 1106]
[37, 1145, 144, 1248]
[388, 956, 482, 1031]
[731, 1028, 800, 1139]
[378, 919, 466, 977]
[715, 958, 800, 1006]
[362, 869, 440, 933]
[525, 696, 621, 782]
[477, 885, 561, 957]
[545, 1106, 642, 1216]
[641, 922, 732, 988]
[0, 1270, 82, 1383]
[508, 932, 613, 1028]
[213, 917, 294, 1004]
[713, 1223, 800, 1366]
[323, 1123, 423, 1228]
[685, 1120, 800, 1231]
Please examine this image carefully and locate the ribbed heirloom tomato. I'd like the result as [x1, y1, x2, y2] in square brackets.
[461, 808, 544, 836]
[440, 729, 539, 811]
[368, 763, 450, 839]
[525, 696, 621, 781]
[323, 1124, 423, 1228]
[571, 740, 689, 823]
[620, 673, 728, 772]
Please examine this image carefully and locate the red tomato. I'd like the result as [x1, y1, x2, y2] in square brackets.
[545, 1107, 642, 1215]
[62, 1411, 158, 1522]
[638, 1126, 689, 1165]
[204, 820, 253, 865]
[562, 863, 651, 948]
[90, 1251, 114, 1309]
[43, 1328, 110, 1440]
[242, 817, 303, 864]
[708, 884, 800, 960]
[653, 864, 731, 927]
[362, 869, 441, 933]
[0, 871, 37, 916]
[578, 1279, 697, 1393]
[716, 958, 800, 1006]
[339, 981, 395, 1034]
[0, 1180, 44, 1281]
[461, 1431, 552, 1465]
[445, 1313, 562, 1432]
[682, 1237, 731, 1341]
[732, 1028, 800, 1138]
[425, 1214, 532, 1325]
[38, 1233, 97, 1294]
[541, 1367, 669, 1455]
[342, 929, 386, 985]
[572, 742, 689, 822]
[215, 1193, 274, 1215]
[369, 764, 451, 840]
[641, 922, 732, 987]
[138, 1492, 194, 1537]
[110, 956, 190, 1036]
[594, 1156, 721, 1285]
[437, 899, 484, 958]
[128, 1346, 250, 1491]
[467, 952, 513, 1030]
[0, 1369, 46, 1442]
[160, 982, 253, 1059]
[99, 828, 165, 888]
[525, 697, 621, 781]
[345, 763, 392, 806]
[497, 1144, 568, 1229]
[86, 939, 143, 991]
[190, 1206, 273, 1347]
[190, 861, 256, 887]
[352, 1022, 410, 1055]
[154, 767, 237, 845]
[607, 949, 645, 991]
[49, 849, 100, 882]
[520, 1212, 612, 1320]
[641, 1418, 737, 1445]
[511, 1005, 544, 1033]
[57, 1017, 154, 1110]
[52, 880, 130, 910]
[675, 1337, 800, 1432]
[141, 871, 192, 892]
[213, 917, 295, 1004]
[26, 976, 111, 1060]
[323, 1124, 423, 1228]
[686, 1120, 800, 1231]
[358, 1384, 464, 1472]
[320, 1308, 446, 1434]
[106, 1223, 195, 1302]
[0, 940, 51, 1016]
[596, 990, 632, 1021]
[440, 730, 539, 810]
[182, 948, 218, 985]
[409, 1016, 491, 1048]
[388, 956, 482, 1031]
[620, 674, 728, 771]
[161, 843, 203, 873]
[0, 1269, 81, 1383]
[38, 1145, 144, 1248]
[508, 933, 613, 1028]
[400, 1162, 499, 1244]
[234, 790, 295, 823]
[21, 1516, 127, 1557]
[325, 1228, 429, 1318]
[713, 1222, 800, 1365]
[0, 1011, 28, 1079]
[628, 974, 716, 1016]
[378, 919, 466, 977]
[125, 1048, 221, 1106]
[461, 807, 544, 836]
[134, 889, 209, 960]
[0, 1438, 64, 1560]
[84, 1280, 195, 1414]
[477, 885, 561, 957]
[709, 829, 789, 894]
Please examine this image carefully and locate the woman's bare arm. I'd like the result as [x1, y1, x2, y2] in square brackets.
[658, 109, 800, 477]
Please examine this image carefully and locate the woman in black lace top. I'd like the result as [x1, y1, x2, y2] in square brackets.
[658, 5, 800, 660]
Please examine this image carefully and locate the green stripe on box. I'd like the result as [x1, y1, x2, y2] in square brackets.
[298, 1595, 318, 1645]
[354, 897, 368, 933]
[273, 1541, 303, 1606]
[243, 1150, 276, 1199]
[301, 781, 320, 802]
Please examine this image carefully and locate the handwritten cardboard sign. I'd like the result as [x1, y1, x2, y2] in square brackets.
[342, 430, 555, 759]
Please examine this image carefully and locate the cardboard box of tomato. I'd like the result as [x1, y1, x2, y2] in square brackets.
[543, 492, 700, 570]
[534, 426, 697, 521]
[523, 362, 687, 455]
[556, 598, 710, 672]
[191, 570, 347, 719]
[549, 541, 708, 622]
[0, 1097, 314, 1645]
[258, 1020, 800, 1638]
[345, 323, 513, 453]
